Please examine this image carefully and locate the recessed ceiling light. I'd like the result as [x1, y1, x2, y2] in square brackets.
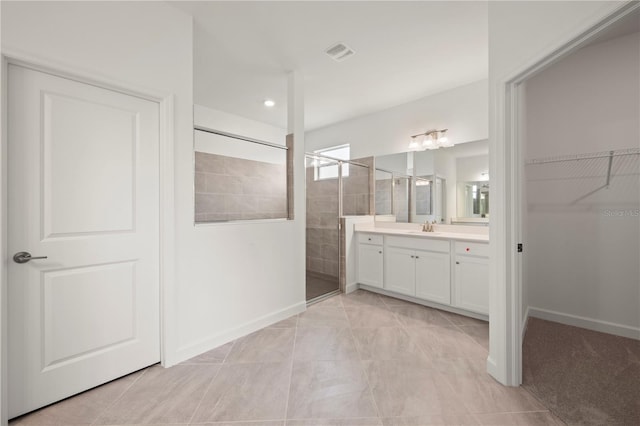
[264, 99, 275, 107]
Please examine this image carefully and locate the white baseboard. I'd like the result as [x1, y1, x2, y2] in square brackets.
[346, 282, 359, 294]
[173, 301, 306, 364]
[359, 284, 489, 322]
[486, 355, 501, 383]
[528, 306, 640, 341]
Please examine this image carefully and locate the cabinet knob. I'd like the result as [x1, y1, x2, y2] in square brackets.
[415, 256, 419, 259]
[378, 251, 382, 254]
[368, 238, 372, 241]
[456, 261, 460, 264]
[410, 255, 414, 258]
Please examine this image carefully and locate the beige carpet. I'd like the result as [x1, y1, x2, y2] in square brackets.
[523, 318, 640, 425]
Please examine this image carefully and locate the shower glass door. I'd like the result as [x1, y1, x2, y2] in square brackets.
[305, 155, 341, 301]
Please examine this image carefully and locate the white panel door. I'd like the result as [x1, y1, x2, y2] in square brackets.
[454, 256, 490, 315]
[384, 247, 416, 296]
[357, 244, 383, 288]
[8, 65, 160, 418]
[415, 250, 451, 305]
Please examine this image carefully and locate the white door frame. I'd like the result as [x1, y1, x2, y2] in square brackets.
[491, 1, 640, 386]
[0, 52, 177, 424]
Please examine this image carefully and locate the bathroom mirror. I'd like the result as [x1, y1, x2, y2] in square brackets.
[373, 140, 488, 224]
[374, 169, 393, 215]
[457, 181, 489, 218]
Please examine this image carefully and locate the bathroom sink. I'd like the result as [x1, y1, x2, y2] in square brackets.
[407, 231, 444, 236]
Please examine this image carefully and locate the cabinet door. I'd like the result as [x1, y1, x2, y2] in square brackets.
[415, 250, 451, 305]
[358, 244, 384, 288]
[455, 256, 489, 315]
[384, 247, 416, 296]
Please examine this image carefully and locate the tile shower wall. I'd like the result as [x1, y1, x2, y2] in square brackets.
[375, 178, 409, 222]
[375, 179, 392, 215]
[306, 166, 339, 278]
[306, 161, 371, 279]
[342, 162, 371, 216]
[195, 151, 287, 222]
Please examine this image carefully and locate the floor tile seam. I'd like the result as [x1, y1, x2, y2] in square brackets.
[187, 339, 239, 423]
[519, 385, 561, 420]
[185, 360, 226, 425]
[285, 415, 384, 421]
[89, 366, 150, 426]
[191, 417, 286, 424]
[449, 323, 489, 352]
[472, 408, 553, 415]
[220, 339, 238, 365]
[283, 319, 300, 420]
[428, 362, 479, 417]
[345, 320, 384, 420]
[400, 325, 441, 361]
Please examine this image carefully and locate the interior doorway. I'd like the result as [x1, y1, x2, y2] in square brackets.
[6, 64, 162, 418]
[498, 0, 639, 392]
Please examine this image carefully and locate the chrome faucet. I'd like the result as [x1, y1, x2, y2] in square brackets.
[422, 221, 434, 232]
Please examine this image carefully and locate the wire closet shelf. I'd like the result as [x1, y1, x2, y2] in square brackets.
[524, 148, 639, 203]
[525, 148, 640, 165]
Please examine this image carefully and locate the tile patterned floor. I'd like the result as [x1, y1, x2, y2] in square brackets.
[10, 290, 563, 426]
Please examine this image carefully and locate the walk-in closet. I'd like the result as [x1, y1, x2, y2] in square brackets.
[521, 10, 640, 425]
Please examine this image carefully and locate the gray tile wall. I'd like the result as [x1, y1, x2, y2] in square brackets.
[342, 162, 371, 216]
[306, 160, 371, 280]
[306, 166, 339, 278]
[195, 151, 287, 222]
[375, 179, 393, 215]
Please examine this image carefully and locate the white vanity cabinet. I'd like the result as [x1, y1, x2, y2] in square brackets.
[384, 236, 451, 304]
[357, 233, 384, 288]
[453, 241, 489, 315]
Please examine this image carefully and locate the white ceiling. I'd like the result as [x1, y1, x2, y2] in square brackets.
[171, 1, 488, 130]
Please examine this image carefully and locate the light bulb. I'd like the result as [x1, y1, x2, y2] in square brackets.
[264, 99, 275, 107]
[408, 137, 419, 150]
[422, 135, 434, 149]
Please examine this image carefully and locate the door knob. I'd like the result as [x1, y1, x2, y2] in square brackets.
[13, 251, 48, 264]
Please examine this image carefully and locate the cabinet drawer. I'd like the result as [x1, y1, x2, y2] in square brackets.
[454, 241, 489, 258]
[359, 233, 383, 245]
[386, 236, 450, 253]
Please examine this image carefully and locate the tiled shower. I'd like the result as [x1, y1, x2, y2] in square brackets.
[305, 156, 371, 301]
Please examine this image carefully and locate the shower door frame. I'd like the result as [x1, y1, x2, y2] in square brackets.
[305, 153, 371, 301]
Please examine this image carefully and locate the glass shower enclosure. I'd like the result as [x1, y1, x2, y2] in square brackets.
[305, 154, 370, 302]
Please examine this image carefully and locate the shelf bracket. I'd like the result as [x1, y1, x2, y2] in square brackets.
[605, 150, 614, 189]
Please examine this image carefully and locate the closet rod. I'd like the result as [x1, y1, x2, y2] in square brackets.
[525, 147, 640, 165]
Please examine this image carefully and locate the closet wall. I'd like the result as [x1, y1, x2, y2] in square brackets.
[523, 31, 640, 338]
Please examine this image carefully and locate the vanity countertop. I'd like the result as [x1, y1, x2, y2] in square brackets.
[354, 225, 489, 243]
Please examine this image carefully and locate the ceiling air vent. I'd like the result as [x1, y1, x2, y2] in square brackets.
[325, 42, 356, 62]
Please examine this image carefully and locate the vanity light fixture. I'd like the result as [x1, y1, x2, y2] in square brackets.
[408, 136, 420, 150]
[408, 129, 452, 151]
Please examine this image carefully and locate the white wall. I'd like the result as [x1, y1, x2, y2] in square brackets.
[488, 0, 627, 385]
[457, 155, 489, 183]
[524, 32, 639, 337]
[0, 5, 306, 422]
[306, 79, 488, 159]
[194, 105, 287, 164]
[183, 103, 305, 360]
